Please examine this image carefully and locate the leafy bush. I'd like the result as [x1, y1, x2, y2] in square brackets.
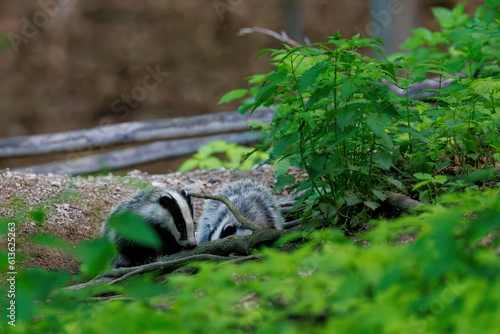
[178, 140, 269, 172]
[219, 3, 500, 222]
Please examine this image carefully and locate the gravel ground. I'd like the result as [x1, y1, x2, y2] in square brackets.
[0, 166, 298, 273]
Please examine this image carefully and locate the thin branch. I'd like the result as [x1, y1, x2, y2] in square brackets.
[282, 219, 302, 229]
[190, 192, 264, 232]
[238, 27, 303, 48]
[108, 254, 231, 285]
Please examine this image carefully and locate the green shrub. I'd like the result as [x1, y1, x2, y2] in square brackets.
[219, 3, 500, 222]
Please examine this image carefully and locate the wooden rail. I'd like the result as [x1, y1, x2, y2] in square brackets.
[0, 108, 275, 158]
[2, 109, 275, 175]
[12, 132, 263, 175]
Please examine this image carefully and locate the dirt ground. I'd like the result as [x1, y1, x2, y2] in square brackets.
[0, 166, 297, 273]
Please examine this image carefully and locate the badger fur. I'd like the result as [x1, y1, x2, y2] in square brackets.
[196, 180, 284, 244]
[101, 186, 196, 268]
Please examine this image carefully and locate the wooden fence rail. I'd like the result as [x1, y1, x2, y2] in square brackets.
[0, 108, 275, 158]
[12, 132, 263, 175]
[2, 109, 274, 175]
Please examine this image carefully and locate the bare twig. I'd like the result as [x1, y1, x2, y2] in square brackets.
[238, 27, 303, 48]
[108, 254, 231, 285]
[282, 219, 302, 229]
[190, 192, 264, 232]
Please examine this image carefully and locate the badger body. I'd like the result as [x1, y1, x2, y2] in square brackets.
[101, 186, 196, 268]
[197, 180, 284, 244]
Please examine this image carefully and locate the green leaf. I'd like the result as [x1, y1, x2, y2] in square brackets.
[106, 212, 162, 250]
[366, 113, 389, 137]
[274, 157, 290, 176]
[387, 176, 403, 189]
[372, 189, 387, 201]
[413, 180, 430, 191]
[414, 173, 432, 180]
[344, 191, 362, 206]
[364, 201, 380, 210]
[318, 203, 337, 218]
[273, 133, 298, 157]
[255, 48, 273, 59]
[310, 156, 327, 171]
[33, 235, 75, 255]
[372, 151, 394, 170]
[218, 89, 249, 104]
[299, 61, 331, 92]
[432, 7, 454, 29]
[275, 174, 296, 190]
[178, 159, 199, 172]
[29, 208, 46, 225]
[253, 71, 286, 111]
[77, 238, 116, 276]
[200, 156, 224, 170]
[305, 85, 331, 110]
[341, 76, 363, 98]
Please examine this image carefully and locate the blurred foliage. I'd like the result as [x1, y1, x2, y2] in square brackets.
[178, 140, 269, 172]
[1, 187, 499, 333]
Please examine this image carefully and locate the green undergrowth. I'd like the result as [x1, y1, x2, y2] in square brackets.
[2, 187, 499, 333]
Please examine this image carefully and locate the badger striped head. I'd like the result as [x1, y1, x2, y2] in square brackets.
[209, 217, 252, 242]
[136, 187, 197, 250]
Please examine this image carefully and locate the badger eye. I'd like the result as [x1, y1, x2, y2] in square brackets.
[220, 225, 237, 239]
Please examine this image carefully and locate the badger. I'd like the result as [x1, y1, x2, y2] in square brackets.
[196, 180, 284, 244]
[101, 186, 197, 268]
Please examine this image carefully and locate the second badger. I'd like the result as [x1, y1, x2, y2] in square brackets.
[101, 186, 197, 268]
[197, 180, 284, 244]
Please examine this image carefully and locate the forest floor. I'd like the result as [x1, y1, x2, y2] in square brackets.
[0, 166, 299, 273]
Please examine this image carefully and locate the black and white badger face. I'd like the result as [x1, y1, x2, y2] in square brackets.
[102, 186, 196, 268]
[197, 180, 284, 245]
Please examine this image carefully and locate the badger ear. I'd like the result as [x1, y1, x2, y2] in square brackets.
[181, 189, 195, 217]
[181, 189, 190, 199]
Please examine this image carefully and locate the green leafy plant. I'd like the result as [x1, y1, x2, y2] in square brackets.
[223, 33, 409, 225]
[220, 4, 500, 222]
[178, 140, 269, 172]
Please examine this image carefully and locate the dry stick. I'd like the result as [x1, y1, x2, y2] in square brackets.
[108, 254, 232, 285]
[67, 254, 234, 289]
[190, 192, 264, 232]
[238, 27, 303, 48]
[383, 191, 423, 213]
